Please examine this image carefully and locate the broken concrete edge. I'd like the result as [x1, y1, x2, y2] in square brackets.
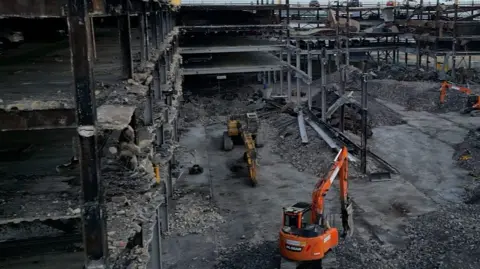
[134, 28, 180, 86]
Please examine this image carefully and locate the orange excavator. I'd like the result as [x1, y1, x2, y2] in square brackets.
[279, 146, 353, 266]
[440, 81, 480, 115]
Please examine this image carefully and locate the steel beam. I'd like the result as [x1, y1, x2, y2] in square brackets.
[179, 45, 283, 54]
[183, 65, 282, 75]
[67, 0, 108, 268]
[297, 111, 309, 144]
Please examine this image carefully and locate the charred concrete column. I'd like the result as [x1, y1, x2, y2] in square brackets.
[158, 10, 164, 41]
[118, 1, 133, 79]
[67, 0, 108, 267]
[296, 40, 301, 104]
[151, 9, 159, 49]
[139, 4, 148, 63]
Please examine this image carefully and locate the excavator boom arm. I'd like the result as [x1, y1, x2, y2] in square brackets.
[311, 146, 352, 235]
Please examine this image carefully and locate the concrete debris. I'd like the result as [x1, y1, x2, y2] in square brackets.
[165, 189, 225, 237]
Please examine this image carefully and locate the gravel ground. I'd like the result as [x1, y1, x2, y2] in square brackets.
[454, 129, 480, 204]
[395, 204, 480, 269]
[214, 241, 280, 269]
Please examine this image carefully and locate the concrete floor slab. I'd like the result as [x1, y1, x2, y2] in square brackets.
[369, 99, 473, 204]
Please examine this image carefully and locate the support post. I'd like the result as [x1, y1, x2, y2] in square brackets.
[156, 124, 164, 146]
[139, 5, 148, 62]
[152, 208, 163, 269]
[159, 10, 164, 41]
[67, 0, 108, 267]
[321, 48, 327, 122]
[405, 38, 408, 66]
[452, 2, 458, 81]
[279, 70, 284, 96]
[339, 66, 345, 133]
[167, 160, 173, 198]
[286, 0, 291, 100]
[144, 85, 154, 125]
[360, 74, 368, 174]
[151, 9, 159, 49]
[118, 3, 133, 79]
[90, 17, 97, 60]
[307, 43, 312, 110]
[296, 40, 301, 105]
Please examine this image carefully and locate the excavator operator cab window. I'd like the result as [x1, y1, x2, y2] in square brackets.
[284, 213, 299, 228]
[300, 209, 312, 228]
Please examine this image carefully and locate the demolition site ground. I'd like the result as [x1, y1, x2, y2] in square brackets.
[162, 69, 480, 269]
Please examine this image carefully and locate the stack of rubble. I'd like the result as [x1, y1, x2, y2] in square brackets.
[371, 64, 437, 81]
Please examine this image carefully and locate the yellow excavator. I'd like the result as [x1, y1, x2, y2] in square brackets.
[223, 112, 264, 187]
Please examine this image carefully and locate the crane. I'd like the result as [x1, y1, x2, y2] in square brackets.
[279, 146, 353, 266]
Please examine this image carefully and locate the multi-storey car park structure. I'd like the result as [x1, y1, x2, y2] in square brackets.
[0, 0, 182, 268]
[2, 0, 480, 268]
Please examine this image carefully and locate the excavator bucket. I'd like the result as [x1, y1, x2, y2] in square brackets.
[342, 199, 354, 237]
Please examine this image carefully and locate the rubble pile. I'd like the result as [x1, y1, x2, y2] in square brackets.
[214, 241, 280, 269]
[395, 204, 480, 269]
[454, 129, 480, 203]
[263, 113, 334, 176]
[371, 64, 437, 81]
[166, 189, 225, 237]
